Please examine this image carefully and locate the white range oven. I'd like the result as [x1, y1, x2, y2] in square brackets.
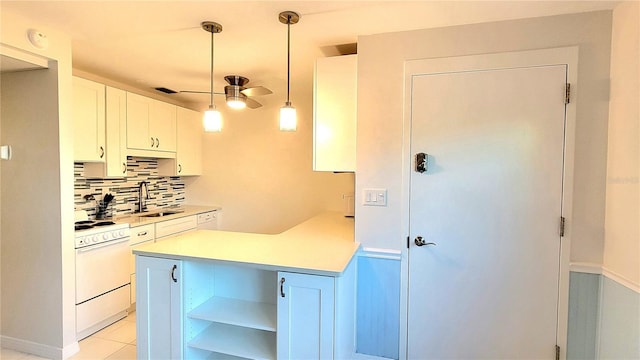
[75, 218, 131, 340]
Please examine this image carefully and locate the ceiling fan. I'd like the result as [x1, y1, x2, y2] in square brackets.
[155, 75, 273, 109]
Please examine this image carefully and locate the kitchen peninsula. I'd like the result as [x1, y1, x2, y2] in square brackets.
[133, 212, 359, 360]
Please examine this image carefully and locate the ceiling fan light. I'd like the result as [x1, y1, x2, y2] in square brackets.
[225, 86, 247, 109]
[203, 106, 222, 132]
[227, 98, 246, 109]
[279, 103, 297, 131]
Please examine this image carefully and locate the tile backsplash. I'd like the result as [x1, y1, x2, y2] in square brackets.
[74, 156, 185, 219]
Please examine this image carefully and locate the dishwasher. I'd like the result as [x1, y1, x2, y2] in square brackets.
[197, 210, 219, 230]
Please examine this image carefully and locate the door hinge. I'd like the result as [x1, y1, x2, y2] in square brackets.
[565, 83, 571, 104]
[559, 217, 566, 237]
[555, 344, 561, 360]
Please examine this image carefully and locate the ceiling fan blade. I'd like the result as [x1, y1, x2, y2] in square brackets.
[245, 97, 263, 109]
[241, 86, 273, 97]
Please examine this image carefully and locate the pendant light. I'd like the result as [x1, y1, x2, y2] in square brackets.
[278, 11, 300, 131]
[202, 21, 223, 132]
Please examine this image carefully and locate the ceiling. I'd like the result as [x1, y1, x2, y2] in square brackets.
[0, 1, 618, 110]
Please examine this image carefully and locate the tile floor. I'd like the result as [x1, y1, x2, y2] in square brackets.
[1, 312, 136, 360]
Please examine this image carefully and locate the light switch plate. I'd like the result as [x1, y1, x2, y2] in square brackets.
[363, 188, 387, 206]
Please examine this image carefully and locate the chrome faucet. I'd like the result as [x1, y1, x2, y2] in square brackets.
[138, 181, 149, 213]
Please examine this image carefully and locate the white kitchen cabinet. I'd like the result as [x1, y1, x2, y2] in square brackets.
[155, 215, 197, 241]
[136, 256, 183, 360]
[158, 107, 202, 176]
[126, 92, 177, 155]
[277, 271, 335, 360]
[85, 86, 128, 178]
[130, 214, 197, 306]
[176, 107, 202, 175]
[134, 213, 357, 359]
[313, 54, 357, 172]
[129, 224, 155, 305]
[73, 77, 106, 162]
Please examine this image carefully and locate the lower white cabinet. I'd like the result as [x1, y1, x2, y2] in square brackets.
[136, 255, 356, 360]
[136, 256, 183, 360]
[155, 215, 197, 240]
[129, 224, 155, 305]
[277, 272, 335, 360]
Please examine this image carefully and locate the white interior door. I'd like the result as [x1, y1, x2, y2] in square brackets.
[408, 64, 567, 359]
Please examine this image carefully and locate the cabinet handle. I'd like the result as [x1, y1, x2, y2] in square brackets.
[150, 137, 155, 147]
[122, 162, 127, 174]
[155, 137, 160, 148]
[280, 277, 286, 298]
[99, 146, 105, 158]
[137, 231, 148, 236]
[178, 164, 182, 173]
[171, 264, 177, 283]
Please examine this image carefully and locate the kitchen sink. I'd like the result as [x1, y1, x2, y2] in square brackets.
[139, 211, 181, 217]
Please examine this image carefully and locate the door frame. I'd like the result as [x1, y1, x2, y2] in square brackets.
[399, 46, 579, 360]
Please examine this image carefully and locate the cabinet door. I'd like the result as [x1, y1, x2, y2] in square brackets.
[136, 256, 183, 360]
[313, 55, 357, 172]
[126, 92, 152, 150]
[73, 77, 106, 162]
[277, 272, 335, 360]
[176, 107, 202, 175]
[105, 87, 128, 176]
[84, 86, 128, 178]
[150, 99, 177, 152]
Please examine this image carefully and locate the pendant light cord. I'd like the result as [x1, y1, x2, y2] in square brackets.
[286, 15, 291, 104]
[210, 29, 214, 107]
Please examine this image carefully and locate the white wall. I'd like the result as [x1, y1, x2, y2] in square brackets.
[356, 10, 613, 264]
[184, 81, 355, 234]
[602, 0, 639, 288]
[356, 12, 613, 357]
[598, 3, 640, 358]
[0, 10, 77, 359]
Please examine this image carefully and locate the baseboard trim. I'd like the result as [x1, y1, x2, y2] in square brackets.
[1, 335, 79, 360]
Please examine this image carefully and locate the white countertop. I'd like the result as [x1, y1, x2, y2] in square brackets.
[117, 205, 221, 227]
[133, 211, 358, 276]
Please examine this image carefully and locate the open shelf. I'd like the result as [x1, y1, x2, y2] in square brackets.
[188, 322, 276, 360]
[188, 296, 276, 332]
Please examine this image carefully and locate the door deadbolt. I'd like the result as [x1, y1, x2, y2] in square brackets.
[416, 153, 428, 173]
[414, 236, 436, 247]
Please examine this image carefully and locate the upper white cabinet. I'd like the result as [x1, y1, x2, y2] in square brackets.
[176, 107, 202, 176]
[84, 86, 128, 178]
[313, 54, 357, 172]
[126, 92, 177, 155]
[73, 77, 106, 162]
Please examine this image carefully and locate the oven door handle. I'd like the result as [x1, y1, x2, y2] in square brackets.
[76, 238, 129, 253]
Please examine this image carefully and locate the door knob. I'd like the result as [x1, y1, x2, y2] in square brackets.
[414, 236, 436, 247]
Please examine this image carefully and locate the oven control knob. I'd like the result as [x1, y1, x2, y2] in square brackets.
[92, 236, 98, 243]
[103, 234, 108, 240]
[119, 230, 125, 237]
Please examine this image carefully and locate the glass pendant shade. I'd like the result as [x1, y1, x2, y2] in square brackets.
[203, 106, 222, 132]
[279, 103, 297, 131]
